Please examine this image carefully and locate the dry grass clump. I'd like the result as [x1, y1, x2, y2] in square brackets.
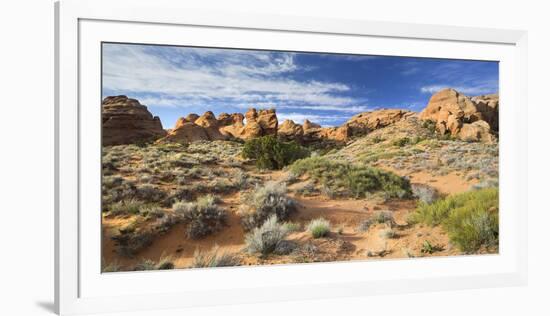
[134, 254, 176, 271]
[356, 210, 396, 232]
[239, 182, 297, 230]
[306, 218, 331, 238]
[112, 227, 154, 257]
[379, 228, 398, 239]
[411, 183, 439, 204]
[173, 195, 227, 239]
[245, 215, 289, 257]
[107, 199, 144, 216]
[101, 260, 121, 273]
[135, 184, 166, 202]
[191, 245, 241, 268]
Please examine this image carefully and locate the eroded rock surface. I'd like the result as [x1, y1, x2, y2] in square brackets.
[102, 96, 166, 146]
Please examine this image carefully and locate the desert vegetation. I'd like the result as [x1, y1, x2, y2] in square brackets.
[101, 88, 499, 272]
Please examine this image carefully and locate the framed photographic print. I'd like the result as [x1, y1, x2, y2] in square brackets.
[55, 0, 527, 314]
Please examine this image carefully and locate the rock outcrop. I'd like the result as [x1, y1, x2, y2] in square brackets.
[161, 117, 210, 143]
[303, 119, 321, 131]
[471, 94, 499, 132]
[344, 109, 414, 136]
[276, 109, 412, 144]
[419, 88, 498, 143]
[158, 108, 279, 144]
[102, 96, 166, 146]
[278, 119, 304, 141]
[241, 108, 278, 139]
[458, 120, 494, 143]
[104, 90, 498, 147]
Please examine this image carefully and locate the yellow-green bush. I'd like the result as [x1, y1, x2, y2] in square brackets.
[409, 188, 498, 252]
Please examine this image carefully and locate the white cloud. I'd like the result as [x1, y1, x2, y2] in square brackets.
[102, 44, 364, 111]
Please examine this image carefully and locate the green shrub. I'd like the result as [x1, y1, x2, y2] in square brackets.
[242, 135, 309, 170]
[445, 202, 499, 252]
[392, 137, 411, 147]
[372, 136, 384, 143]
[306, 218, 331, 238]
[422, 119, 437, 134]
[173, 195, 227, 239]
[409, 188, 498, 252]
[245, 215, 289, 257]
[240, 182, 297, 230]
[136, 184, 166, 202]
[420, 240, 443, 254]
[289, 157, 411, 199]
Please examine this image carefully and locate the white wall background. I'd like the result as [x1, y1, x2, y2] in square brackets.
[0, 0, 547, 315]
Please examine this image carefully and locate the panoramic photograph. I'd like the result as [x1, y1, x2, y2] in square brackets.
[100, 43, 499, 272]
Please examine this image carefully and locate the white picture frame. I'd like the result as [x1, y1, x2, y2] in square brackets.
[55, 0, 528, 314]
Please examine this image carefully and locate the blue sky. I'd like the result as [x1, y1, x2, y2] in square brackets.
[102, 43, 498, 128]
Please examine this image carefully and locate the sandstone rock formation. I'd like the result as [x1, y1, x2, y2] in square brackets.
[194, 111, 226, 140]
[471, 94, 499, 132]
[103, 90, 498, 147]
[458, 120, 493, 143]
[276, 109, 413, 144]
[242, 108, 278, 138]
[158, 108, 279, 144]
[162, 117, 210, 143]
[344, 109, 414, 136]
[278, 119, 304, 141]
[102, 96, 166, 146]
[185, 113, 199, 123]
[303, 119, 321, 131]
[419, 88, 498, 143]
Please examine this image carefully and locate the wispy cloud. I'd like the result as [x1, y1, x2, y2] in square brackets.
[401, 67, 420, 76]
[102, 44, 498, 128]
[102, 44, 364, 111]
[418, 60, 498, 96]
[277, 112, 348, 126]
[420, 81, 498, 96]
